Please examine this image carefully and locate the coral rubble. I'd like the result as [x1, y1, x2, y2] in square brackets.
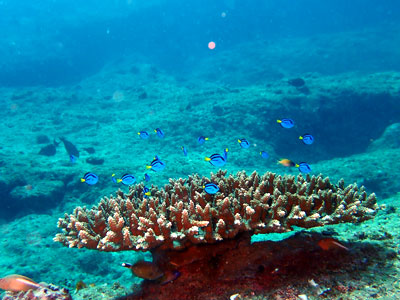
[55, 170, 377, 252]
[2, 283, 72, 300]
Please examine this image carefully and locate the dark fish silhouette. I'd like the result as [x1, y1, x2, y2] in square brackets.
[86, 157, 104, 165]
[288, 77, 306, 87]
[38, 144, 56, 156]
[59, 137, 79, 158]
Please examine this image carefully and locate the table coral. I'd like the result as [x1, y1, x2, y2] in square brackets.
[54, 170, 379, 299]
[54, 170, 377, 252]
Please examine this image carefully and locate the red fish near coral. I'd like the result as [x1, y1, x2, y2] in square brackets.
[0, 274, 41, 292]
[318, 238, 349, 251]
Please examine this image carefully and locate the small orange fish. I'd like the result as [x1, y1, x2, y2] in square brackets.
[75, 280, 87, 292]
[277, 159, 295, 167]
[0, 274, 41, 292]
[318, 238, 349, 251]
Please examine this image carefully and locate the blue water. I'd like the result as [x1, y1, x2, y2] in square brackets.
[1, 0, 399, 86]
[1, 1, 400, 299]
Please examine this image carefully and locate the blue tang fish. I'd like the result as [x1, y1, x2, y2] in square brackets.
[296, 162, 311, 174]
[111, 173, 117, 183]
[223, 148, 228, 160]
[238, 138, 250, 149]
[146, 156, 166, 172]
[144, 173, 151, 182]
[181, 146, 188, 156]
[260, 151, 269, 159]
[154, 128, 165, 138]
[198, 136, 209, 145]
[138, 131, 150, 139]
[299, 134, 314, 145]
[81, 172, 98, 185]
[203, 183, 220, 194]
[117, 174, 136, 185]
[205, 148, 228, 167]
[277, 118, 294, 129]
[143, 186, 151, 198]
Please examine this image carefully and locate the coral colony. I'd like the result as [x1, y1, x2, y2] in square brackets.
[54, 170, 378, 299]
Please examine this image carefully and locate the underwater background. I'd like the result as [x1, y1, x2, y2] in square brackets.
[1, 0, 400, 299]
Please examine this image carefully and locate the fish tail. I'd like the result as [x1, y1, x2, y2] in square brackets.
[80, 178, 85, 182]
[299, 136, 303, 139]
[204, 157, 211, 161]
[145, 192, 151, 196]
[146, 165, 152, 169]
[332, 241, 349, 251]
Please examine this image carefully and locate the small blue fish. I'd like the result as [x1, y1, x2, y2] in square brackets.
[277, 118, 294, 129]
[111, 173, 117, 183]
[238, 138, 250, 149]
[154, 128, 165, 138]
[117, 174, 136, 185]
[181, 146, 188, 156]
[296, 162, 311, 174]
[203, 183, 220, 194]
[144, 173, 151, 182]
[69, 154, 77, 163]
[223, 148, 228, 160]
[198, 136, 209, 145]
[81, 172, 98, 185]
[205, 152, 227, 167]
[138, 131, 150, 139]
[260, 151, 269, 159]
[299, 134, 314, 145]
[143, 186, 151, 198]
[146, 156, 166, 172]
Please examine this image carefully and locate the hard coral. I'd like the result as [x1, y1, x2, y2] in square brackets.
[54, 170, 377, 252]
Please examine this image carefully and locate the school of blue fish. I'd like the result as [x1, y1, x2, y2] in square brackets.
[80, 120, 314, 195]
